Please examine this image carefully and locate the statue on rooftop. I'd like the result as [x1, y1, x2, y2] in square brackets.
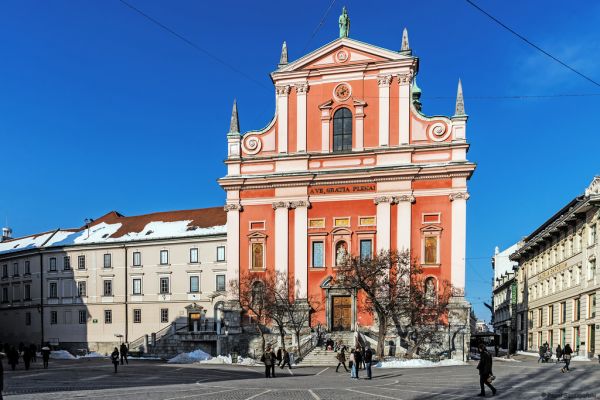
[339, 7, 350, 38]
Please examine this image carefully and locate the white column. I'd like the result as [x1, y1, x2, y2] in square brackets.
[224, 203, 241, 300]
[273, 202, 289, 276]
[398, 71, 413, 145]
[291, 201, 309, 299]
[354, 101, 365, 151]
[378, 75, 391, 147]
[450, 192, 469, 295]
[374, 196, 392, 252]
[295, 83, 308, 152]
[320, 110, 330, 153]
[276, 85, 290, 153]
[395, 194, 415, 253]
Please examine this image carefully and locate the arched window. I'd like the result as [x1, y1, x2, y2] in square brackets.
[251, 281, 264, 308]
[333, 107, 352, 152]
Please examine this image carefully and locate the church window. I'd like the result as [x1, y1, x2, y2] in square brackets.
[424, 236, 439, 264]
[251, 243, 264, 270]
[333, 108, 352, 152]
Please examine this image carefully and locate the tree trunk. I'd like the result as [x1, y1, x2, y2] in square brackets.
[278, 325, 286, 350]
[257, 324, 266, 353]
[294, 331, 301, 357]
[376, 313, 387, 359]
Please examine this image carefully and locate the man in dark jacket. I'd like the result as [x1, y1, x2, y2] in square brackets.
[1, 350, 5, 400]
[110, 348, 120, 373]
[364, 346, 373, 380]
[260, 347, 273, 378]
[7, 347, 18, 371]
[476, 344, 496, 397]
[22, 347, 32, 371]
[280, 349, 292, 369]
[41, 345, 51, 369]
[276, 348, 282, 367]
[119, 343, 129, 365]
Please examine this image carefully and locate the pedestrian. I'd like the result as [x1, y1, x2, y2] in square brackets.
[494, 343, 499, 357]
[335, 346, 349, 372]
[119, 343, 129, 365]
[555, 344, 562, 363]
[364, 345, 373, 380]
[22, 347, 31, 371]
[41, 345, 51, 369]
[29, 344, 37, 363]
[349, 347, 359, 379]
[1, 350, 5, 400]
[269, 348, 277, 377]
[561, 343, 573, 373]
[476, 344, 496, 397]
[7, 347, 18, 371]
[276, 348, 282, 367]
[110, 348, 119, 373]
[538, 344, 546, 363]
[280, 349, 291, 369]
[260, 347, 273, 378]
[355, 346, 363, 370]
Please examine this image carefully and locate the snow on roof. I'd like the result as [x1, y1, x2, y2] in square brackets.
[493, 242, 521, 281]
[0, 207, 226, 255]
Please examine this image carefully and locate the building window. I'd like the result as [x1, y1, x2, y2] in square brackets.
[589, 259, 597, 280]
[78, 255, 85, 270]
[103, 280, 112, 296]
[548, 305, 553, 326]
[24, 261, 30, 275]
[50, 311, 58, 325]
[49, 257, 57, 272]
[537, 308, 543, 327]
[160, 277, 170, 294]
[79, 310, 87, 324]
[312, 241, 324, 268]
[590, 224, 597, 245]
[560, 301, 566, 324]
[132, 278, 142, 295]
[104, 309, 112, 324]
[13, 285, 20, 302]
[359, 239, 373, 260]
[77, 281, 86, 297]
[189, 276, 200, 293]
[133, 309, 141, 324]
[64, 256, 71, 270]
[424, 236, 439, 264]
[49, 282, 58, 298]
[160, 308, 169, 323]
[24, 284, 31, 300]
[216, 275, 226, 292]
[1, 287, 8, 303]
[160, 250, 169, 265]
[13, 263, 19, 277]
[133, 251, 141, 266]
[217, 246, 226, 262]
[332, 107, 352, 152]
[1, 264, 6, 278]
[574, 298, 581, 321]
[104, 254, 112, 268]
[251, 243, 264, 270]
[190, 248, 199, 263]
[588, 294, 596, 319]
[25, 312, 31, 326]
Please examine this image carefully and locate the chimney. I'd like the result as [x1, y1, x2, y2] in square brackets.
[1, 227, 12, 242]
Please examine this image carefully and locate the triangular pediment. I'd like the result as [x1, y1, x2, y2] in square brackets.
[275, 37, 412, 74]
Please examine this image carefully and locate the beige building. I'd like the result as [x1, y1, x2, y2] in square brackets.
[511, 177, 600, 357]
[0, 207, 228, 354]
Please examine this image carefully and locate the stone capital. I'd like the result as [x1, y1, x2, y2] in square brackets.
[377, 75, 392, 87]
[373, 196, 393, 205]
[224, 203, 243, 212]
[276, 85, 291, 96]
[397, 70, 414, 85]
[272, 201, 290, 210]
[393, 194, 416, 204]
[295, 83, 309, 94]
[289, 200, 311, 209]
[449, 192, 470, 202]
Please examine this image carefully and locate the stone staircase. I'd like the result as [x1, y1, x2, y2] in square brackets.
[300, 331, 356, 366]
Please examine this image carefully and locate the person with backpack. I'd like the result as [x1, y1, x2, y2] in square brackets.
[561, 343, 573, 373]
[335, 346, 349, 373]
[110, 348, 120, 373]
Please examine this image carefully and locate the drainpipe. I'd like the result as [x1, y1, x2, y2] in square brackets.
[124, 245, 128, 344]
[39, 252, 44, 347]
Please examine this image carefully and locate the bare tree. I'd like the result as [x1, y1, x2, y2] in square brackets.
[335, 249, 452, 359]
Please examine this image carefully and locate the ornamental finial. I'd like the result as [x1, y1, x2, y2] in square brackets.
[401, 27, 410, 52]
[279, 41, 288, 67]
[228, 99, 240, 135]
[454, 79, 466, 117]
[339, 6, 350, 38]
[412, 77, 422, 112]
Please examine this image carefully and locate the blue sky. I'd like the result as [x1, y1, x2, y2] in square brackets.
[1, 0, 599, 322]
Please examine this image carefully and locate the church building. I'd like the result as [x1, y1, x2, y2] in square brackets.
[219, 10, 476, 335]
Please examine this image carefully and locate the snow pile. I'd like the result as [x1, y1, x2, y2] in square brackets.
[77, 352, 107, 359]
[571, 355, 591, 362]
[49, 350, 76, 360]
[168, 349, 212, 364]
[516, 351, 590, 362]
[494, 357, 521, 362]
[516, 351, 541, 358]
[376, 358, 466, 368]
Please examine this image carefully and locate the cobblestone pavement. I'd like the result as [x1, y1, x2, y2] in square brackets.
[2, 356, 600, 399]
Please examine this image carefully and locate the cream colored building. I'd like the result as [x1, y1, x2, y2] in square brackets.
[511, 177, 600, 357]
[0, 207, 228, 354]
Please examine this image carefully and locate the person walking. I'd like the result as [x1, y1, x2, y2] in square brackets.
[22, 347, 31, 371]
[110, 348, 120, 373]
[335, 346, 349, 373]
[269, 348, 277, 377]
[350, 347, 359, 379]
[476, 344, 496, 397]
[260, 347, 273, 378]
[29, 344, 37, 363]
[1, 350, 5, 400]
[7, 347, 18, 371]
[280, 349, 292, 369]
[537, 344, 546, 363]
[276, 348, 282, 367]
[555, 344, 563, 363]
[561, 343, 573, 373]
[119, 343, 129, 365]
[41, 345, 51, 369]
[364, 346, 373, 380]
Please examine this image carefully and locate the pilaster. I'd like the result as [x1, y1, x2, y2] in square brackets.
[377, 75, 392, 147]
[374, 196, 393, 251]
[290, 200, 310, 298]
[450, 192, 470, 293]
[276, 85, 291, 153]
[224, 202, 242, 300]
[397, 71, 413, 145]
[394, 194, 415, 253]
[295, 83, 308, 153]
[273, 201, 290, 276]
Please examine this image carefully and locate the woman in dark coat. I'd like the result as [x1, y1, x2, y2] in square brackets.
[335, 346, 349, 372]
[41, 345, 51, 369]
[276, 348, 282, 367]
[7, 347, 18, 371]
[1, 350, 5, 400]
[555, 344, 563, 363]
[561, 344, 573, 372]
[110, 348, 120, 373]
[22, 347, 31, 371]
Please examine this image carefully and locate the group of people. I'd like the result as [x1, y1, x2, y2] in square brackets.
[260, 346, 293, 378]
[537, 342, 574, 372]
[335, 344, 373, 380]
[110, 343, 130, 373]
[0, 342, 51, 371]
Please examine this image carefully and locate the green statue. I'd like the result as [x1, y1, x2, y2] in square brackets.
[339, 6, 350, 38]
